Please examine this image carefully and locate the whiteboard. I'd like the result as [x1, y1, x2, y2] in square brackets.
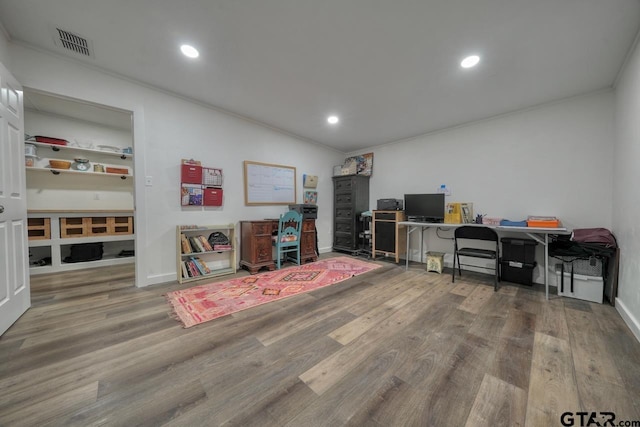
[244, 161, 297, 205]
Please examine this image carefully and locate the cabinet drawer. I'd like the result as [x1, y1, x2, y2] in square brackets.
[335, 222, 353, 233]
[334, 179, 353, 192]
[335, 193, 353, 205]
[28, 218, 51, 240]
[335, 208, 353, 220]
[374, 212, 398, 220]
[334, 235, 354, 248]
[251, 222, 273, 235]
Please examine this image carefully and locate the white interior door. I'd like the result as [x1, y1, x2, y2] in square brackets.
[0, 61, 30, 336]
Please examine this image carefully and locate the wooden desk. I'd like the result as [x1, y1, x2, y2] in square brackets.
[239, 219, 318, 274]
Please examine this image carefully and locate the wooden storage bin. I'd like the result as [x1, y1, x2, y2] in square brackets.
[60, 217, 88, 238]
[27, 218, 51, 240]
[109, 217, 134, 235]
[88, 217, 110, 236]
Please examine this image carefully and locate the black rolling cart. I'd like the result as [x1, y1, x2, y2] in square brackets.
[358, 214, 372, 258]
[500, 237, 538, 286]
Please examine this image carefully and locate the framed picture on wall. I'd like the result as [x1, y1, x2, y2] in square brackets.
[304, 190, 318, 205]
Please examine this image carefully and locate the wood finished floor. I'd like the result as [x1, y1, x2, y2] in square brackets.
[1, 255, 639, 426]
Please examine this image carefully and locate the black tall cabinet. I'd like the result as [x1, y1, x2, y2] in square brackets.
[332, 175, 370, 253]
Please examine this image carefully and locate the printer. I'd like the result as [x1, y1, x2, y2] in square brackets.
[377, 198, 403, 211]
[289, 204, 318, 219]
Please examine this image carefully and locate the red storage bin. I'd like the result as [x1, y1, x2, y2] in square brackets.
[203, 188, 223, 206]
[181, 164, 202, 184]
[33, 136, 68, 145]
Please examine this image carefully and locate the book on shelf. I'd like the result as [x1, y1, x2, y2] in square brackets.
[182, 261, 192, 277]
[187, 260, 200, 277]
[189, 236, 205, 253]
[191, 256, 211, 274]
[181, 261, 190, 278]
[213, 244, 232, 251]
[197, 235, 213, 252]
[190, 258, 203, 275]
[180, 233, 193, 254]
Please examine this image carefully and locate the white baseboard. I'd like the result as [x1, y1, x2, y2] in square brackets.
[615, 298, 640, 343]
[138, 272, 176, 287]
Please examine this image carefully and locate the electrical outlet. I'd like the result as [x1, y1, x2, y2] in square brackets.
[145, 176, 153, 186]
[94, 193, 100, 200]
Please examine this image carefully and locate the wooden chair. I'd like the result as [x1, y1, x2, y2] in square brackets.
[452, 225, 500, 291]
[272, 210, 303, 269]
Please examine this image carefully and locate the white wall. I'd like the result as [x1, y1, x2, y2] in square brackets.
[25, 110, 134, 210]
[614, 37, 640, 341]
[8, 43, 343, 286]
[351, 91, 615, 284]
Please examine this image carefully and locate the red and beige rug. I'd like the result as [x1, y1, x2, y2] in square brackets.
[166, 256, 381, 327]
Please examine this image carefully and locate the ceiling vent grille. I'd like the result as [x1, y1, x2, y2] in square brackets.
[55, 28, 92, 57]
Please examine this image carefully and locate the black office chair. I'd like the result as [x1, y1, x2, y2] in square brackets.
[452, 226, 500, 291]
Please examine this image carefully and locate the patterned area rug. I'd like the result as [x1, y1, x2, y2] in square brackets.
[166, 256, 381, 327]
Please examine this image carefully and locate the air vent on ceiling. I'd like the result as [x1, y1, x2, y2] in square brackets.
[54, 28, 92, 57]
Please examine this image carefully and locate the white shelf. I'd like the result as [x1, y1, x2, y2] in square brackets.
[29, 233, 136, 247]
[179, 267, 236, 283]
[61, 254, 135, 266]
[27, 141, 133, 159]
[26, 166, 132, 179]
[180, 248, 233, 257]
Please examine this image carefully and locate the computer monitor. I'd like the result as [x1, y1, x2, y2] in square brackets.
[404, 193, 445, 222]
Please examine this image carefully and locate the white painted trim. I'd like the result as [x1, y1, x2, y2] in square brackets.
[131, 105, 146, 287]
[615, 298, 640, 343]
[141, 273, 176, 287]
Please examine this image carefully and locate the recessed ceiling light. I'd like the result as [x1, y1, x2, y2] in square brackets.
[180, 44, 199, 59]
[327, 115, 339, 125]
[461, 55, 480, 68]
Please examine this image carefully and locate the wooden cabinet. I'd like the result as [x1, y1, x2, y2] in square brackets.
[300, 219, 318, 263]
[177, 224, 236, 283]
[240, 220, 275, 274]
[372, 210, 406, 263]
[332, 175, 370, 253]
[240, 219, 317, 274]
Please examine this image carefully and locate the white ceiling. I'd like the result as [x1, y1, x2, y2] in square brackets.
[1, 0, 639, 152]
